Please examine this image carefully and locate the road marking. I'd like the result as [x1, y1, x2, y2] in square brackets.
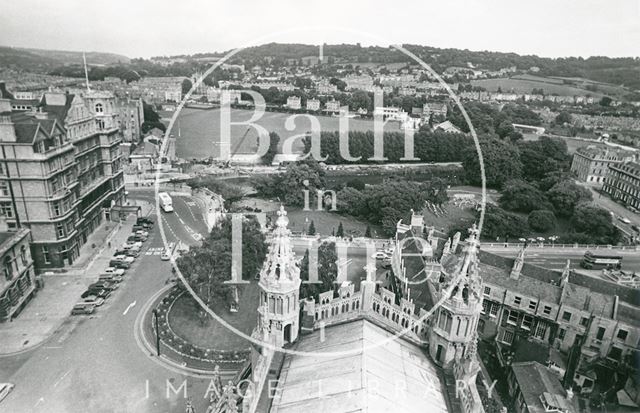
[54, 369, 72, 388]
[123, 301, 137, 315]
[34, 397, 44, 407]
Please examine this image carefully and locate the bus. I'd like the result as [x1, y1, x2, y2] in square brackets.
[158, 192, 173, 212]
[580, 251, 622, 270]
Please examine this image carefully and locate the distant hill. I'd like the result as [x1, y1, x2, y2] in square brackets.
[0, 46, 129, 73]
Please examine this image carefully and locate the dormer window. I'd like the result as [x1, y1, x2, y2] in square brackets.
[95, 103, 104, 113]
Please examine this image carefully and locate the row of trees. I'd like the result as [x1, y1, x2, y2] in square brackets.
[302, 130, 473, 165]
[463, 136, 572, 189]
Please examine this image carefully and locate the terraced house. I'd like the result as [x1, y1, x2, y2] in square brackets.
[0, 87, 125, 269]
[477, 246, 640, 398]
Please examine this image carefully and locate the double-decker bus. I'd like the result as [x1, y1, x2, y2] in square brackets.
[158, 192, 173, 213]
[580, 251, 622, 270]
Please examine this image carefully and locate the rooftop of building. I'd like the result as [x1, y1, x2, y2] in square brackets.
[511, 361, 577, 413]
[575, 145, 635, 160]
[271, 319, 449, 413]
[610, 161, 640, 176]
[5, 111, 65, 145]
[0, 228, 30, 256]
[478, 250, 640, 311]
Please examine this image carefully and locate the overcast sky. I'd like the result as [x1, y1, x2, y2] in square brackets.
[1, 0, 639, 59]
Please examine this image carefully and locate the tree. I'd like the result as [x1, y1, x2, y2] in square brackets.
[599, 96, 612, 107]
[307, 220, 316, 236]
[528, 210, 557, 232]
[480, 204, 529, 240]
[257, 159, 326, 206]
[176, 215, 267, 308]
[364, 225, 372, 238]
[300, 242, 338, 300]
[547, 181, 593, 217]
[336, 222, 344, 238]
[181, 78, 193, 95]
[462, 137, 523, 189]
[570, 204, 622, 244]
[518, 137, 570, 183]
[262, 132, 280, 165]
[555, 111, 573, 125]
[499, 180, 553, 213]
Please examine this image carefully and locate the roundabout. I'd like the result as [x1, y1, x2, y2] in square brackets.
[134, 281, 257, 379]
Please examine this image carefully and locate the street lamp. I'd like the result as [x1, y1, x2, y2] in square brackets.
[152, 308, 161, 356]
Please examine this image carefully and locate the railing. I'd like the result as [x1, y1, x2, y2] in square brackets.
[480, 242, 639, 251]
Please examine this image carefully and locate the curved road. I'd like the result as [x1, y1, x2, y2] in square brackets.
[0, 191, 215, 413]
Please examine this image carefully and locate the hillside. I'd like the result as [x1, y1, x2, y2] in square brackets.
[0, 46, 129, 73]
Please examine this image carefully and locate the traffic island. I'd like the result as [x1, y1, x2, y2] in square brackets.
[142, 284, 258, 372]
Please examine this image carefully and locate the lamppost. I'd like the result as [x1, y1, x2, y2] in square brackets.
[152, 308, 161, 356]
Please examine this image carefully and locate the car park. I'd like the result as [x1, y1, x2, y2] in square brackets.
[83, 296, 105, 307]
[71, 303, 95, 315]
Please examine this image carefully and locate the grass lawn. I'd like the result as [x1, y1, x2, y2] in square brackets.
[421, 202, 477, 234]
[285, 208, 385, 237]
[236, 197, 386, 237]
[168, 282, 260, 351]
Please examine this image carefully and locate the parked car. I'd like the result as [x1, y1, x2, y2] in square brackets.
[123, 239, 142, 249]
[618, 217, 631, 224]
[88, 281, 117, 291]
[135, 229, 149, 238]
[372, 251, 388, 260]
[126, 248, 140, 258]
[114, 254, 135, 264]
[83, 296, 105, 307]
[161, 250, 171, 261]
[103, 267, 125, 276]
[98, 274, 123, 283]
[136, 217, 154, 226]
[71, 303, 95, 315]
[131, 233, 147, 242]
[632, 224, 639, 232]
[82, 288, 111, 299]
[109, 259, 130, 269]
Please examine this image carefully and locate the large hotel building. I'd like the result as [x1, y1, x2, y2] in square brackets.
[0, 84, 125, 269]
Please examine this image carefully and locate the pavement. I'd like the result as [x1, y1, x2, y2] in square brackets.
[481, 244, 640, 273]
[0, 218, 132, 356]
[0, 190, 217, 413]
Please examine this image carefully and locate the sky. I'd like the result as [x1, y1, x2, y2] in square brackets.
[1, 0, 639, 59]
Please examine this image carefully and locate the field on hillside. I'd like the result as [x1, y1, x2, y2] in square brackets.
[471, 76, 605, 97]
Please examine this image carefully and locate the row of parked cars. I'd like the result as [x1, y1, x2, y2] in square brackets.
[71, 217, 154, 315]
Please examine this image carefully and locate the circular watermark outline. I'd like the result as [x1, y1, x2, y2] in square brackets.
[155, 26, 486, 359]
